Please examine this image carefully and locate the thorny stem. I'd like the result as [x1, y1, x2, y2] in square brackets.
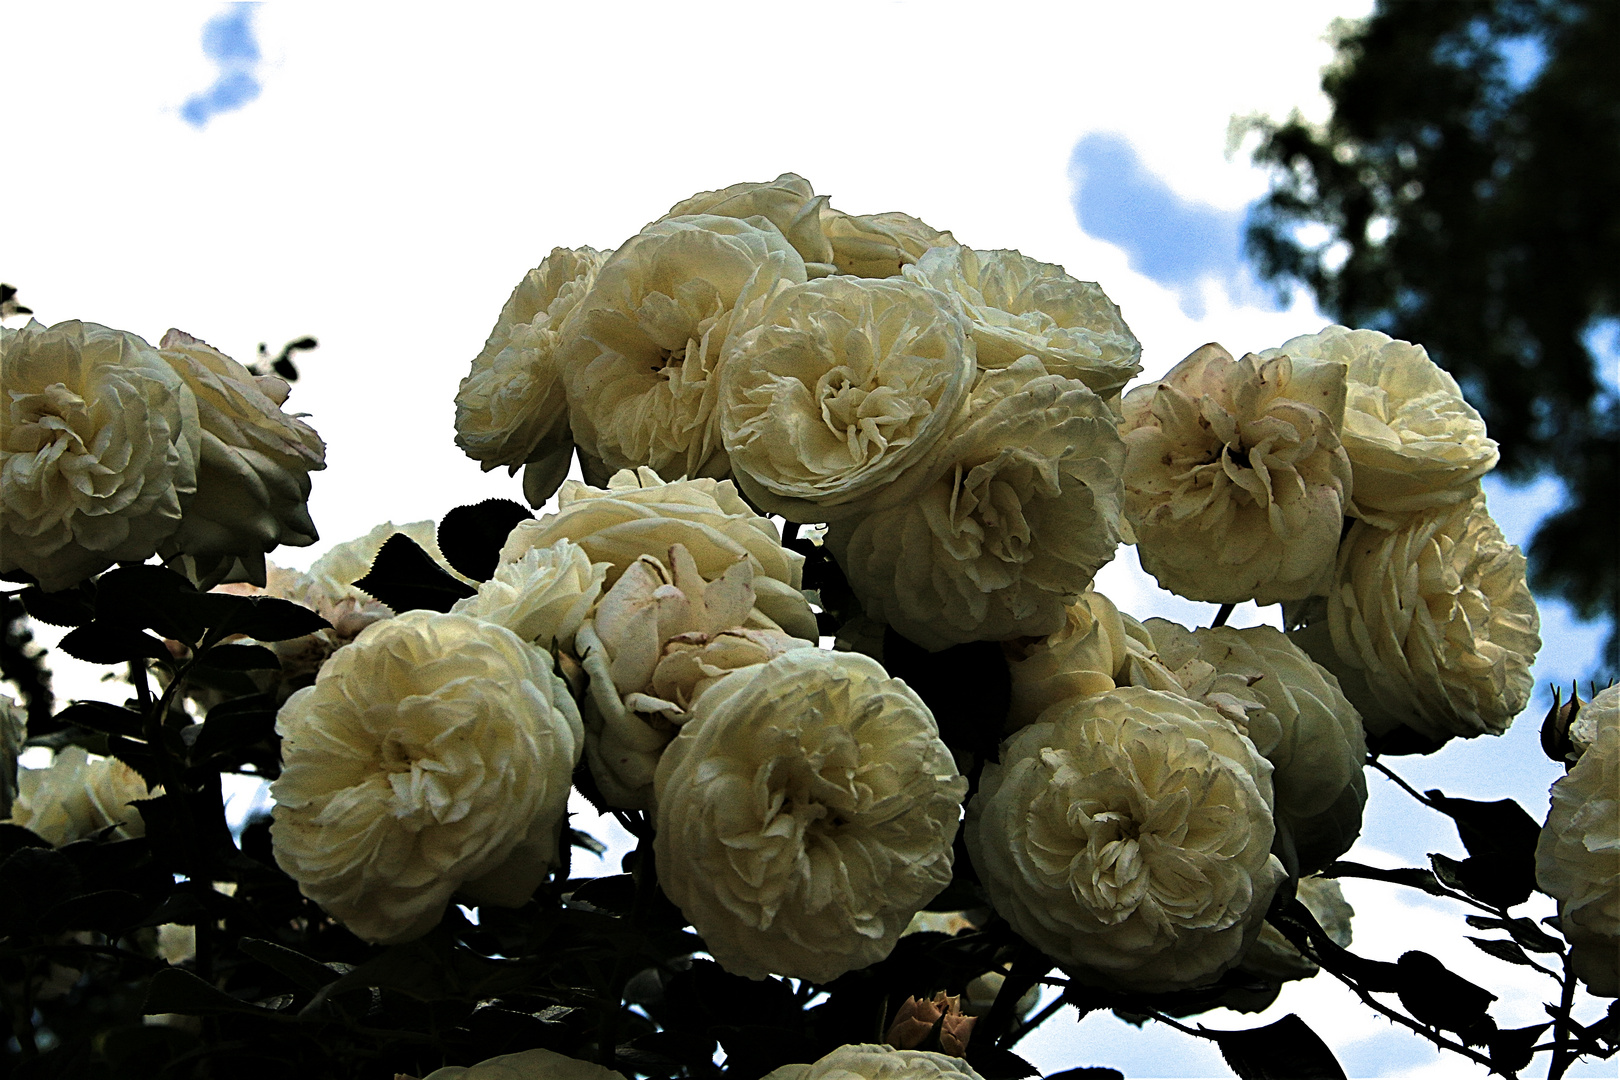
[1210, 604, 1234, 628]
[984, 947, 1050, 1050]
[1547, 950, 1580, 1080]
[597, 830, 657, 1069]
[1366, 756, 1439, 810]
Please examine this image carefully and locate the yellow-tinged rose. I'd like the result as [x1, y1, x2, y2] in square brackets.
[455, 247, 605, 506]
[270, 611, 581, 944]
[450, 537, 606, 651]
[1002, 588, 1136, 729]
[1286, 491, 1540, 744]
[664, 173, 835, 277]
[5, 746, 151, 845]
[562, 215, 807, 482]
[1, 319, 199, 591]
[820, 205, 958, 278]
[155, 329, 325, 585]
[720, 275, 975, 523]
[418, 1048, 626, 1080]
[966, 686, 1286, 993]
[654, 649, 966, 982]
[498, 468, 816, 642]
[1259, 326, 1497, 527]
[905, 246, 1142, 399]
[827, 358, 1123, 650]
[763, 1044, 985, 1080]
[1121, 343, 1352, 605]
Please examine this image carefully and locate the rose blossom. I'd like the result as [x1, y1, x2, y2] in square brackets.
[271, 611, 581, 944]
[820, 206, 958, 278]
[719, 275, 975, 522]
[1535, 694, 1618, 996]
[1259, 325, 1497, 527]
[414, 1048, 626, 1080]
[455, 246, 604, 507]
[763, 1044, 984, 1080]
[450, 536, 606, 651]
[1, 319, 199, 591]
[1285, 492, 1540, 744]
[497, 468, 817, 642]
[1002, 588, 1138, 729]
[827, 358, 1123, 650]
[654, 649, 966, 982]
[4, 746, 151, 845]
[1120, 343, 1352, 605]
[562, 214, 807, 482]
[664, 173, 836, 277]
[905, 246, 1142, 400]
[967, 686, 1286, 993]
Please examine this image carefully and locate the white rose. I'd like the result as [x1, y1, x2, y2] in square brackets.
[1002, 588, 1136, 729]
[270, 611, 582, 944]
[1139, 620, 1367, 873]
[762, 1044, 985, 1080]
[451, 537, 606, 651]
[498, 468, 817, 642]
[827, 358, 1124, 650]
[1285, 492, 1540, 744]
[455, 247, 605, 506]
[905, 246, 1141, 399]
[1569, 684, 1617, 760]
[155, 329, 325, 585]
[1259, 326, 1497, 527]
[654, 649, 966, 982]
[578, 542, 806, 809]
[820, 206, 958, 278]
[420, 1048, 626, 1080]
[1, 319, 199, 591]
[1121, 343, 1353, 604]
[562, 214, 807, 482]
[664, 173, 836, 277]
[720, 275, 975, 522]
[5, 745, 151, 845]
[1536, 702, 1619, 996]
[967, 686, 1286, 992]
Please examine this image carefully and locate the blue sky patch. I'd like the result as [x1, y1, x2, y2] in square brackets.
[181, 5, 263, 128]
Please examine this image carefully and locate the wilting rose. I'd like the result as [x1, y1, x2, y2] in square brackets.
[1536, 701, 1619, 996]
[720, 275, 975, 523]
[654, 649, 966, 982]
[827, 358, 1123, 650]
[498, 468, 817, 641]
[905, 246, 1141, 399]
[562, 215, 807, 482]
[967, 686, 1285, 993]
[1120, 343, 1352, 605]
[820, 206, 957, 278]
[5, 746, 151, 845]
[1, 319, 199, 591]
[271, 611, 581, 944]
[455, 247, 604, 506]
[664, 173, 836, 277]
[1259, 325, 1497, 527]
[1286, 492, 1540, 745]
[886, 992, 977, 1056]
[762, 1044, 985, 1080]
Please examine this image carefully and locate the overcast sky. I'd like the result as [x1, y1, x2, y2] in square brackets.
[3, 4, 1609, 1077]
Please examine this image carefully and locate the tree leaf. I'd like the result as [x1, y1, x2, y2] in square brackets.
[58, 622, 171, 664]
[1210, 1014, 1347, 1080]
[352, 534, 476, 614]
[51, 701, 144, 739]
[881, 630, 1011, 762]
[438, 499, 532, 582]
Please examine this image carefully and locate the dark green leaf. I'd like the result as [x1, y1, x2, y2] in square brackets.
[195, 642, 281, 671]
[568, 874, 636, 914]
[1323, 860, 1448, 896]
[0, 823, 50, 860]
[239, 937, 346, 993]
[569, 828, 608, 856]
[438, 499, 532, 582]
[41, 889, 148, 933]
[189, 703, 277, 764]
[18, 582, 97, 627]
[1425, 791, 1542, 907]
[0, 846, 83, 932]
[142, 966, 282, 1017]
[104, 736, 167, 791]
[1211, 1013, 1348, 1080]
[1468, 936, 1544, 970]
[1395, 951, 1497, 1043]
[353, 533, 475, 613]
[212, 595, 330, 642]
[882, 630, 1011, 762]
[58, 622, 171, 664]
[52, 701, 144, 738]
[94, 565, 205, 641]
[1044, 1070, 1125, 1080]
[1465, 915, 1564, 953]
[1489, 1023, 1550, 1075]
[964, 1046, 1039, 1080]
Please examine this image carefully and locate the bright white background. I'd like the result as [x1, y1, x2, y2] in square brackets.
[3, 4, 1611, 1077]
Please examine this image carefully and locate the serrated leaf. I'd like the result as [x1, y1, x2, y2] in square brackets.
[0, 846, 83, 932]
[438, 499, 532, 582]
[41, 889, 149, 934]
[1424, 790, 1541, 907]
[1323, 860, 1448, 896]
[1395, 951, 1497, 1041]
[1211, 1014, 1348, 1080]
[94, 565, 205, 641]
[1044, 1071, 1124, 1080]
[189, 705, 277, 764]
[196, 642, 281, 671]
[1468, 936, 1542, 969]
[353, 534, 476, 614]
[18, 582, 97, 627]
[52, 701, 144, 738]
[59, 622, 171, 664]
[1464, 914, 1564, 952]
[143, 967, 282, 1017]
[239, 937, 345, 993]
[213, 596, 330, 642]
[1488, 1023, 1550, 1075]
[105, 735, 167, 791]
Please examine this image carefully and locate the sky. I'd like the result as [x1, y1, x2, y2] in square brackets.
[2, 4, 1611, 1077]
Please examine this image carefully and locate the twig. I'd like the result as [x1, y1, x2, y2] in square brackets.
[1366, 756, 1440, 810]
[1211, 604, 1234, 628]
[1547, 949, 1580, 1080]
[1004, 992, 1068, 1048]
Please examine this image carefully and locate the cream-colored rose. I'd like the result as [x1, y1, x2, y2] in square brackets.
[1569, 684, 1617, 760]
[1241, 876, 1354, 983]
[498, 468, 817, 641]
[821, 205, 958, 278]
[562, 214, 807, 482]
[654, 649, 966, 982]
[720, 275, 975, 522]
[451, 537, 606, 650]
[1140, 620, 1367, 873]
[665, 173, 836, 277]
[764, 1044, 985, 1080]
[1, 319, 199, 591]
[419, 1048, 626, 1080]
[1536, 706, 1619, 996]
[5, 746, 151, 845]
[154, 330, 325, 585]
[270, 611, 582, 944]
[1121, 343, 1353, 605]
[967, 686, 1286, 992]
[578, 542, 806, 808]
[905, 247, 1141, 399]
[1, 695, 23, 819]
[827, 358, 1123, 650]
[1286, 492, 1540, 743]
[1002, 588, 1136, 729]
[455, 247, 605, 506]
[1259, 326, 1497, 527]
